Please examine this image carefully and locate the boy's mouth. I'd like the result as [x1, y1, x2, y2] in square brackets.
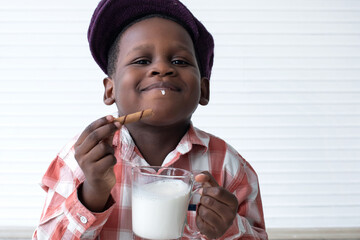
[140, 82, 181, 92]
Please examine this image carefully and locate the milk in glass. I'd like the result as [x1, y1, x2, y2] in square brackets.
[132, 179, 191, 239]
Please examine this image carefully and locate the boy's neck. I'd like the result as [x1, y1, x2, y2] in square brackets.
[126, 122, 190, 166]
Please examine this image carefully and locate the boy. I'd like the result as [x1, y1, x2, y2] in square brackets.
[33, 0, 267, 239]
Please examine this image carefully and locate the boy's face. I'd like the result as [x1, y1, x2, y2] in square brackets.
[104, 17, 209, 126]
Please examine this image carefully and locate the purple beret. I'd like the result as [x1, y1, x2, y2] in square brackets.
[88, 0, 214, 79]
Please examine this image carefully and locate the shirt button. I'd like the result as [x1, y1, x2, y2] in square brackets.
[80, 216, 88, 224]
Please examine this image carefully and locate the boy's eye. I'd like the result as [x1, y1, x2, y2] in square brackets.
[133, 59, 151, 65]
[172, 59, 188, 65]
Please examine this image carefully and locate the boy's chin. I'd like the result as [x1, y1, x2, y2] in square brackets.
[142, 107, 193, 127]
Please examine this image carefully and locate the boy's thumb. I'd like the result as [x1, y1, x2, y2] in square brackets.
[195, 171, 219, 188]
[104, 115, 121, 146]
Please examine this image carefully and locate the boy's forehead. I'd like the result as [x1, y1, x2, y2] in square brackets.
[88, 0, 214, 79]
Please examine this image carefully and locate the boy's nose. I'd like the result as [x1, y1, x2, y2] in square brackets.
[149, 61, 175, 77]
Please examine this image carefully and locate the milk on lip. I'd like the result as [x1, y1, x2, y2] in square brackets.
[132, 179, 191, 239]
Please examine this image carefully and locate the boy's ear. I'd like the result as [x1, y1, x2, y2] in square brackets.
[103, 77, 115, 105]
[199, 77, 210, 106]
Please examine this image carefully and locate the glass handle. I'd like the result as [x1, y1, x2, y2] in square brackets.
[183, 187, 202, 239]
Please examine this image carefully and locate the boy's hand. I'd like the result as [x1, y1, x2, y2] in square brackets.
[74, 115, 121, 212]
[195, 172, 239, 239]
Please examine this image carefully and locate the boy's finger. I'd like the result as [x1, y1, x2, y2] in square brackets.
[83, 140, 115, 163]
[196, 207, 218, 233]
[94, 154, 117, 174]
[77, 120, 120, 156]
[75, 115, 115, 146]
[201, 187, 239, 212]
[195, 171, 219, 188]
[196, 206, 225, 239]
[199, 195, 236, 223]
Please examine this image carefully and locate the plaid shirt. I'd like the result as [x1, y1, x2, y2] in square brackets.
[33, 124, 267, 240]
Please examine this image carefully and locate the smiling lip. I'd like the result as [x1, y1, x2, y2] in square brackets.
[141, 82, 180, 92]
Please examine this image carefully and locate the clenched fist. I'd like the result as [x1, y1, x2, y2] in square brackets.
[74, 115, 121, 212]
[195, 172, 239, 239]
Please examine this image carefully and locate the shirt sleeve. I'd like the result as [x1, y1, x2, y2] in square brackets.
[219, 160, 268, 240]
[32, 156, 116, 240]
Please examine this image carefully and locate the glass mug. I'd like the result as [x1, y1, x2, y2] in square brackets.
[131, 166, 201, 240]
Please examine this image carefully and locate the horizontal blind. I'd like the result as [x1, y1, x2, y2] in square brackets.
[0, 0, 359, 231]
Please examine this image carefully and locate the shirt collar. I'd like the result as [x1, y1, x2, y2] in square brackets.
[177, 123, 209, 154]
[112, 123, 209, 163]
[112, 126, 135, 162]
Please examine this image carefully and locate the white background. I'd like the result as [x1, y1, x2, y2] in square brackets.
[0, 0, 359, 231]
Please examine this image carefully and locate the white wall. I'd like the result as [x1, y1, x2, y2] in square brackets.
[0, 0, 359, 230]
